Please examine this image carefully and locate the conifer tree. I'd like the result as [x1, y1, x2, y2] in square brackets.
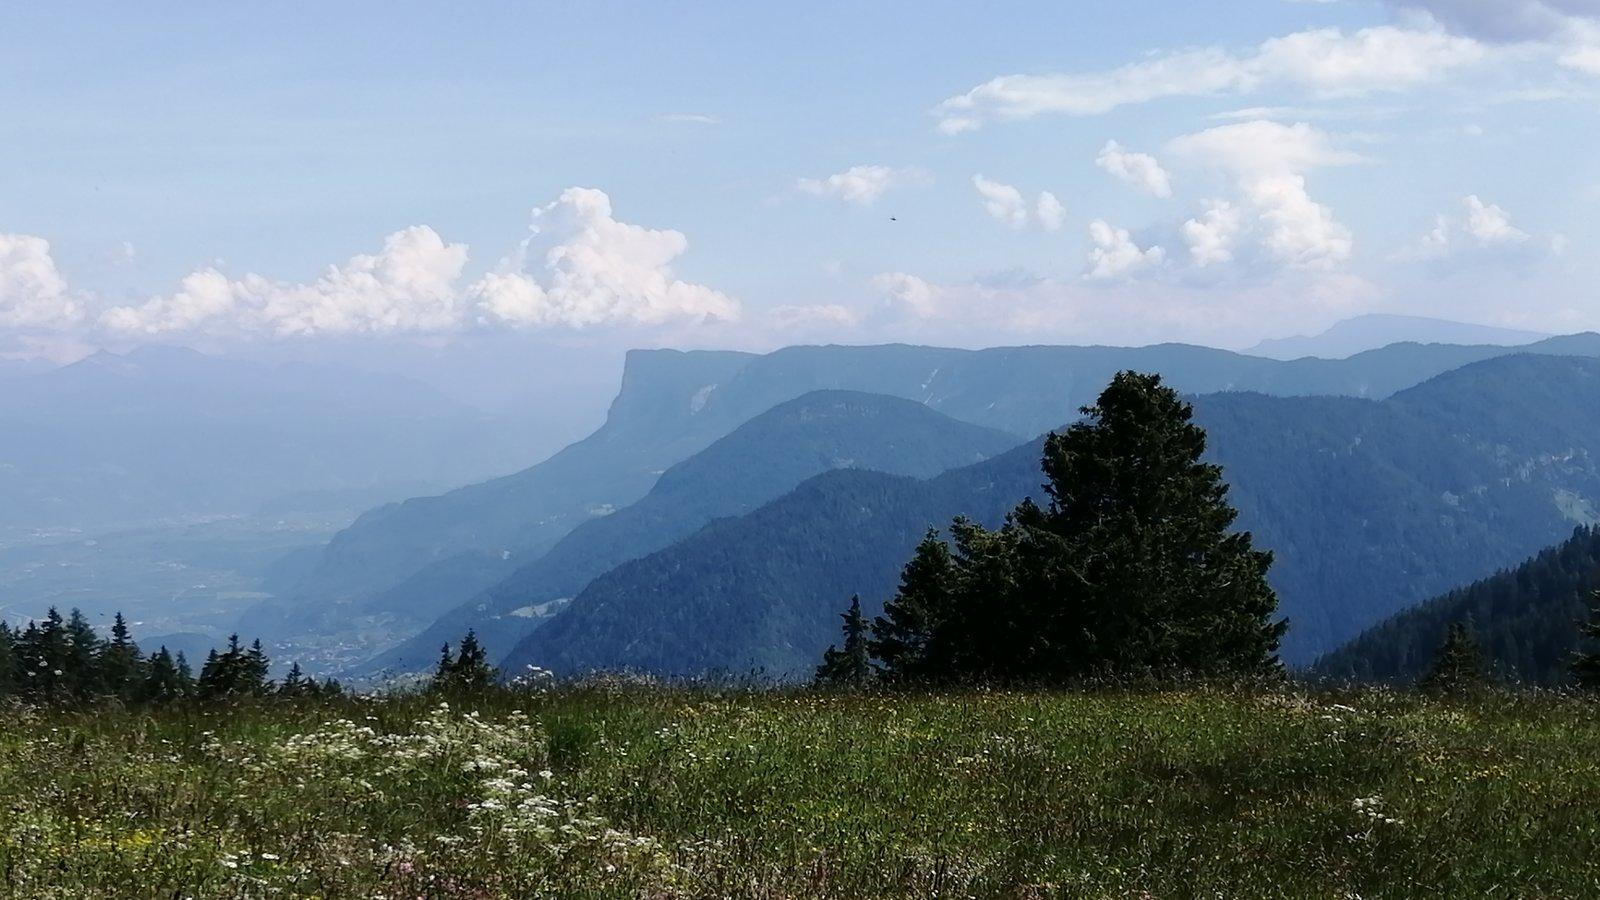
[62, 609, 103, 698]
[142, 647, 188, 703]
[98, 612, 145, 701]
[1421, 621, 1487, 695]
[278, 662, 313, 698]
[816, 596, 872, 686]
[870, 531, 958, 680]
[1012, 371, 1285, 678]
[1572, 590, 1600, 689]
[434, 630, 495, 690]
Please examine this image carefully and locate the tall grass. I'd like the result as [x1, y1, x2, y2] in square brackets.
[1, 684, 1597, 897]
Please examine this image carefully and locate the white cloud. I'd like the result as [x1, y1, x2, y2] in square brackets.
[102, 225, 469, 336]
[93, 187, 736, 339]
[0, 234, 85, 330]
[1035, 191, 1066, 232]
[934, 25, 1487, 130]
[1168, 121, 1359, 269]
[1085, 220, 1165, 280]
[972, 175, 1030, 228]
[870, 272, 942, 319]
[1095, 141, 1174, 198]
[1403, 194, 1542, 262]
[1181, 201, 1246, 267]
[972, 176, 1066, 230]
[797, 165, 924, 205]
[472, 187, 739, 329]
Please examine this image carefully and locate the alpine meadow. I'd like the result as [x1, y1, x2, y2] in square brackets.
[6, 2, 1600, 897]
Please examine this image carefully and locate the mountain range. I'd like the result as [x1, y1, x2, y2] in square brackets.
[274, 334, 1600, 670]
[496, 352, 1600, 676]
[1244, 314, 1547, 360]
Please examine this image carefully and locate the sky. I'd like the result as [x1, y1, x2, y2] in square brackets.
[3, 0, 1600, 386]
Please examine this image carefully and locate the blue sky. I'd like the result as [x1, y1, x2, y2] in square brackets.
[3, 0, 1599, 369]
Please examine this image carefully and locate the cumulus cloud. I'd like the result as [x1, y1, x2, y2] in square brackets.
[870, 272, 942, 319]
[1085, 220, 1165, 280]
[1095, 141, 1174, 198]
[101, 226, 470, 336]
[1035, 191, 1066, 231]
[1403, 194, 1552, 264]
[472, 187, 739, 329]
[768, 303, 860, 330]
[934, 25, 1487, 131]
[1167, 121, 1359, 270]
[796, 165, 925, 205]
[0, 234, 85, 330]
[972, 176, 1066, 230]
[1181, 201, 1247, 267]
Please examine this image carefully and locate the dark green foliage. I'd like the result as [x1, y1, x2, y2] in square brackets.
[1570, 591, 1600, 689]
[1420, 622, 1488, 695]
[815, 597, 872, 686]
[434, 631, 496, 691]
[867, 372, 1284, 683]
[0, 608, 320, 706]
[1318, 526, 1600, 686]
[868, 532, 957, 679]
[197, 635, 273, 700]
[98, 613, 144, 701]
[141, 647, 192, 703]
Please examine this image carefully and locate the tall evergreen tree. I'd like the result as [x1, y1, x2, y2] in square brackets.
[1011, 371, 1285, 678]
[98, 612, 145, 701]
[142, 647, 189, 703]
[870, 531, 958, 680]
[816, 596, 872, 686]
[1572, 590, 1600, 689]
[434, 630, 495, 690]
[850, 371, 1286, 685]
[278, 662, 313, 698]
[1421, 621, 1487, 695]
[62, 609, 104, 698]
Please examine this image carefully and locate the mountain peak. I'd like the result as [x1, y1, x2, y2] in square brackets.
[1247, 315, 1548, 361]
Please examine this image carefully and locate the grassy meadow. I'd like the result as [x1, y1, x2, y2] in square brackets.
[1, 684, 1597, 898]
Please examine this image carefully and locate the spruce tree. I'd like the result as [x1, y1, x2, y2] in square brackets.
[1572, 590, 1600, 689]
[1012, 371, 1285, 678]
[278, 662, 312, 698]
[870, 531, 958, 680]
[142, 647, 188, 703]
[98, 612, 145, 701]
[1421, 621, 1487, 695]
[816, 596, 872, 686]
[434, 630, 494, 690]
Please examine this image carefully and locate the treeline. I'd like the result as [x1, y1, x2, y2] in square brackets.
[0, 607, 338, 705]
[1317, 525, 1600, 687]
[817, 372, 1285, 686]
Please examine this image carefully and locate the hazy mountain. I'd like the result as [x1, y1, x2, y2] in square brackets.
[0, 346, 558, 530]
[1315, 525, 1600, 686]
[502, 353, 1600, 677]
[283, 334, 1600, 637]
[1246, 314, 1547, 360]
[310, 390, 1017, 676]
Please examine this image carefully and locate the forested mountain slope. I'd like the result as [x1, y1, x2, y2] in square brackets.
[1315, 526, 1600, 685]
[504, 354, 1600, 676]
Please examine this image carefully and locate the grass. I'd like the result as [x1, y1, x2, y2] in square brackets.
[2, 684, 1598, 898]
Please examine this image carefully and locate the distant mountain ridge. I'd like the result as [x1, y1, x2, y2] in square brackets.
[341, 390, 1019, 677]
[500, 353, 1600, 677]
[283, 333, 1600, 628]
[1247, 314, 1547, 360]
